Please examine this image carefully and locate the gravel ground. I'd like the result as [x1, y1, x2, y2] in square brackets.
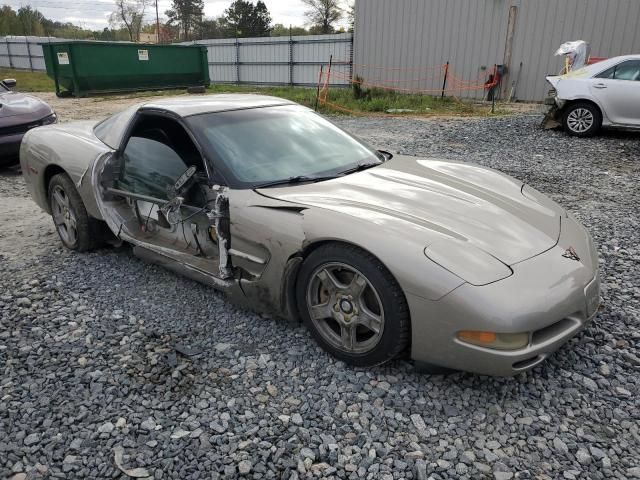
[1, 100, 639, 480]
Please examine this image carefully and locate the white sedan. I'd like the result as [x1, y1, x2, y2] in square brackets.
[544, 55, 640, 136]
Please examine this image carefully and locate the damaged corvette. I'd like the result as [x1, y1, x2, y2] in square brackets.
[20, 94, 600, 375]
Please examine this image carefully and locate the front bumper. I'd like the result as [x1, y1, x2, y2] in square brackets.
[409, 215, 600, 376]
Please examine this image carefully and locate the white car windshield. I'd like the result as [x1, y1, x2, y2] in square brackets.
[187, 105, 383, 188]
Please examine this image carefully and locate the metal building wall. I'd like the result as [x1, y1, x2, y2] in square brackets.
[354, 0, 640, 101]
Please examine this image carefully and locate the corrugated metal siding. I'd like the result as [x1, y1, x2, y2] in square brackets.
[354, 0, 640, 101]
[192, 33, 353, 86]
[0, 36, 58, 71]
[511, 0, 640, 100]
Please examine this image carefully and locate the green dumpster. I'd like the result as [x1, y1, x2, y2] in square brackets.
[41, 41, 210, 97]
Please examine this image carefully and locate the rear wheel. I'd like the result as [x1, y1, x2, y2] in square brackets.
[48, 173, 100, 252]
[296, 243, 410, 366]
[562, 102, 601, 137]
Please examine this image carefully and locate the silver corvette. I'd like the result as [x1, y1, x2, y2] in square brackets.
[20, 94, 600, 376]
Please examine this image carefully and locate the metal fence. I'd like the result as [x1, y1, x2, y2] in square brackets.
[189, 33, 353, 87]
[1, 34, 353, 89]
[0, 36, 65, 71]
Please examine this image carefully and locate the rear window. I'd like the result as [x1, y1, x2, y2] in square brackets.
[595, 60, 640, 81]
[94, 105, 138, 149]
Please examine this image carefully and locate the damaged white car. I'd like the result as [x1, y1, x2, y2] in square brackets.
[20, 95, 600, 375]
[543, 55, 640, 136]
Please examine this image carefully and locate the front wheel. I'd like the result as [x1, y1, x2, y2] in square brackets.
[562, 102, 601, 137]
[48, 173, 99, 252]
[296, 244, 410, 366]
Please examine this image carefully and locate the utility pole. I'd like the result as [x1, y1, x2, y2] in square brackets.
[155, 0, 161, 43]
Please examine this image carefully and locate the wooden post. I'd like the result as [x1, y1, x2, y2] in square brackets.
[315, 65, 324, 111]
[501, 5, 517, 99]
[441, 61, 449, 98]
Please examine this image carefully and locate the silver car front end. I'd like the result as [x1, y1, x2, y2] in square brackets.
[409, 213, 600, 376]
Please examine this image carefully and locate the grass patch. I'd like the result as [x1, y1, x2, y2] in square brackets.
[0, 68, 55, 92]
[207, 83, 498, 116]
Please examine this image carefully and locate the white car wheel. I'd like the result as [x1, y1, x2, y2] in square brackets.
[562, 102, 601, 137]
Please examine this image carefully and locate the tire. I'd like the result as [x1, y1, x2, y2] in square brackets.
[296, 243, 411, 367]
[562, 102, 602, 137]
[48, 173, 100, 252]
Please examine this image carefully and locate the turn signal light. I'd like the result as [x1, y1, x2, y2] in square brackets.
[457, 330, 529, 350]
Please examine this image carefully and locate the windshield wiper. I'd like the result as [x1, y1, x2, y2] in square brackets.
[253, 175, 336, 189]
[253, 162, 381, 189]
[336, 161, 381, 176]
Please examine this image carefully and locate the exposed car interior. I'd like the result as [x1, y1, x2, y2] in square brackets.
[99, 113, 220, 270]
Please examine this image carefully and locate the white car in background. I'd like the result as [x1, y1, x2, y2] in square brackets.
[544, 55, 640, 136]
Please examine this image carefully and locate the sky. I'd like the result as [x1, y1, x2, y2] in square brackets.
[2, 0, 349, 31]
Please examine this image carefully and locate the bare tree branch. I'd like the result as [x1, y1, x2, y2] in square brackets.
[302, 0, 343, 34]
[110, 0, 150, 42]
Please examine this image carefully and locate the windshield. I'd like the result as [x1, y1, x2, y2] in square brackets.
[187, 105, 382, 188]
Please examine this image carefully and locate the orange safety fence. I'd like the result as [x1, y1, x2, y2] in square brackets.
[317, 62, 500, 116]
[316, 61, 499, 114]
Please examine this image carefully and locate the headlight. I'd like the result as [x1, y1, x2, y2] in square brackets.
[40, 113, 57, 125]
[457, 330, 530, 350]
[424, 239, 512, 286]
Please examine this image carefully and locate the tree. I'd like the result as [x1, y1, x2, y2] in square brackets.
[165, 0, 204, 41]
[270, 24, 309, 37]
[302, 0, 343, 34]
[221, 0, 272, 37]
[0, 5, 102, 38]
[17, 6, 46, 36]
[195, 17, 226, 40]
[110, 0, 150, 42]
[0, 6, 21, 35]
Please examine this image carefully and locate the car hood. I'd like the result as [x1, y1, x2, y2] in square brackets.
[258, 155, 563, 266]
[0, 91, 53, 124]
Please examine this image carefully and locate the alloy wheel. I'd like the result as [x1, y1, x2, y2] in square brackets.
[51, 185, 78, 246]
[566, 107, 594, 133]
[306, 262, 385, 354]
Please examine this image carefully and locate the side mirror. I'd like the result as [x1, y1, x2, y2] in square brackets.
[378, 150, 394, 161]
[2, 78, 17, 89]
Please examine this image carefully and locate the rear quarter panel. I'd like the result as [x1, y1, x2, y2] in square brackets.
[554, 77, 611, 125]
[20, 122, 111, 218]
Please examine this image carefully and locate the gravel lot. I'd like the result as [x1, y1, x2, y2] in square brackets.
[1, 95, 639, 480]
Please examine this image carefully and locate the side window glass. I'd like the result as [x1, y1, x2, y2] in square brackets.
[613, 61, 640, 81]
[595, 66, 615, 79]
[94, 105, 138, 149]
[596, 61, 640, 81]
[118, 137, 188, 200]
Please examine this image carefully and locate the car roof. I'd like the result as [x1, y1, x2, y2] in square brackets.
[139, 93, 298, 117]
[577, 54, 640, 76]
